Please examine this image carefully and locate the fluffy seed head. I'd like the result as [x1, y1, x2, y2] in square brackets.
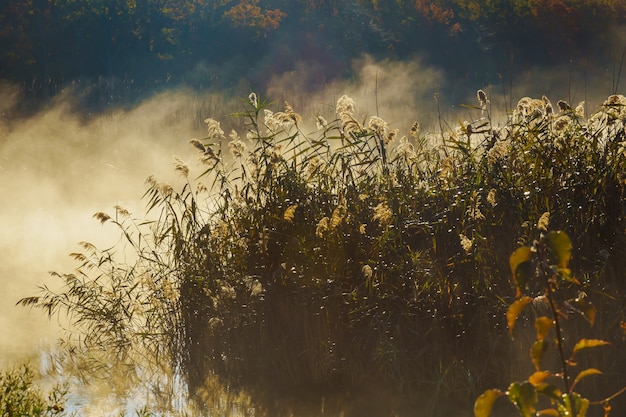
[459, 233, 473, 254]
[537, 211, 550, 231]
[173, 155, 189, 178]
[249, 92, 258, 108]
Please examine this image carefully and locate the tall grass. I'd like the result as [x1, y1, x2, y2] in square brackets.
[19, 90, 626, 416]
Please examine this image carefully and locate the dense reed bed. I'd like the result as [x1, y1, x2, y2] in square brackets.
[12, 90, 626, 416]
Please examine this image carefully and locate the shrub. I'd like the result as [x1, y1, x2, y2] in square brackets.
[0, 364, 68, 416]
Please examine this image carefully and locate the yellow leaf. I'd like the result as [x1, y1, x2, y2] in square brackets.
[529, 371, 551, 386]
[509, 247, 532, 291]
[507, 296, 532, 335]
[474, 389, 501, 417]
[535, 316, 554, 341]
[510, 246, 532, 275]
[572, 339, 610, 355]
[573, 368, 602, 387]
[531, 340, 548, 371]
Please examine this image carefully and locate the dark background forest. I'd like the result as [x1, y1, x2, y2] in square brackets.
[2, 0, 626, 109]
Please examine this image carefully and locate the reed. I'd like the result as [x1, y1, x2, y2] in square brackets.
[18, 89, 626, 416]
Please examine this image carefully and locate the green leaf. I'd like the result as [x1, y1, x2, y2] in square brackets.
[536, 383, 562, 401]
[531, 340, 549, 371]
[544, 231, 572, 268]
[537, 409, 559, 416]
[558, 393, 590, 417]
[566, 298, 596, 326]
[508, 381, 537, 417]
[507, 296, 532, 335]
[474, 389, 501, 417]
[572, 339, 610, 355]
[535, 316, 554, 341]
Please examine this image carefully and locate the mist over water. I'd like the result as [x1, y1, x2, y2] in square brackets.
[0, 55, 622, 357]
[0, 87, 212, 367]
[0, 56, 451, 370]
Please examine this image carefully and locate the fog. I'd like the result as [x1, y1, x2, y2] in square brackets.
[0, 86, 211, 366]
[0, 57, 452, 368]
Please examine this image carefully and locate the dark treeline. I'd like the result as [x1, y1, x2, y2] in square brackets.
[1, 0, 626, 107]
